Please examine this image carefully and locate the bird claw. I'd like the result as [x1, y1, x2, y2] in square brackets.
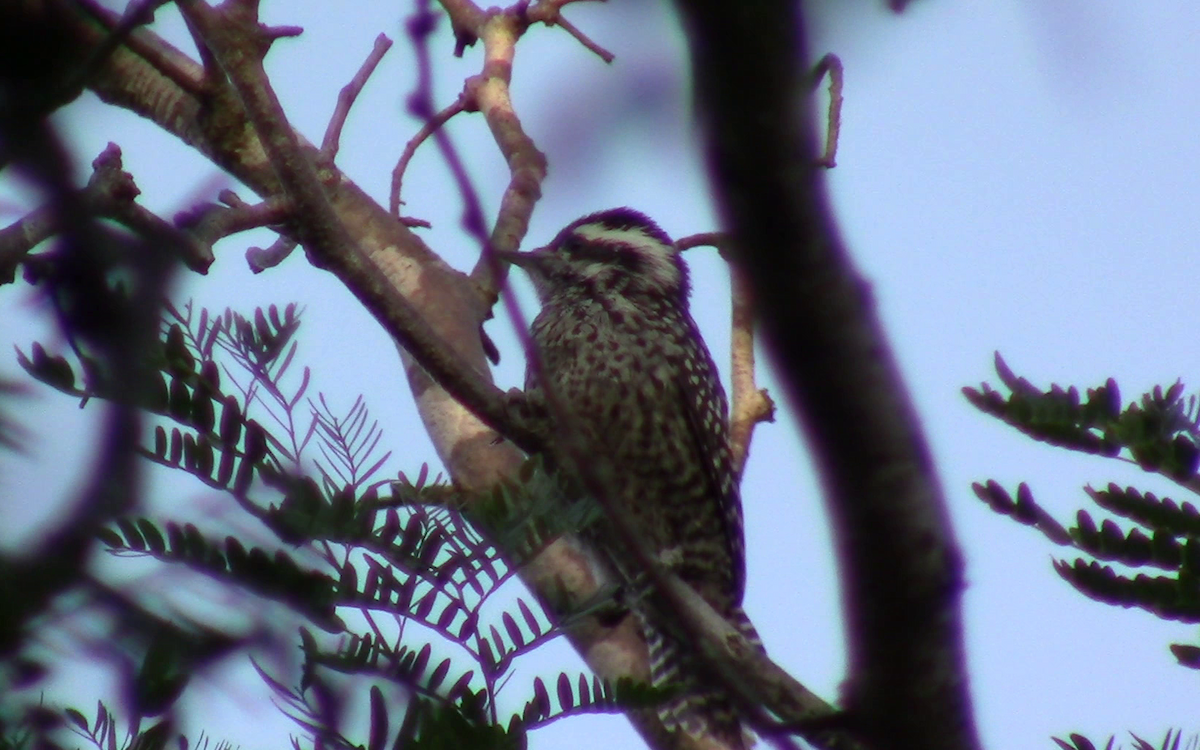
[504, 387, 551, 432]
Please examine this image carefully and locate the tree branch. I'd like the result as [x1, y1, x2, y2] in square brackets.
[525, 0, 615, 64]
[676, 232, 776, 478]
[174, 0, 541, 452]
[726, 264, 776, 478]
[390, 93, 467, 218]
[453, 3, 548, 301]
[0, 142, 214, 282]
[674, 2, 981, 750]
[321, 33, 393, 160]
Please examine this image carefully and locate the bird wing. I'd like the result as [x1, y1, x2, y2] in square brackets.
[676, 312, 746, 602]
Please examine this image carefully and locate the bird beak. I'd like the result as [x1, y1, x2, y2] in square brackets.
[494, 247, 550, 272]
[492, 248, 527, 266]
[495, 248, 556, 301]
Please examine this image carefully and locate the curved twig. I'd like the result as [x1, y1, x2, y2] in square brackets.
[322, 33, 393, 159]
[389, 94, 468, 217]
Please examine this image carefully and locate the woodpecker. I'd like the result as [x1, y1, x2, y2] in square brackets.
[500, 208, 759, 748]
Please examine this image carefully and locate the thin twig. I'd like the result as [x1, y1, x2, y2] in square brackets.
[811, 53, 843, 169]
[675, 231, 727, 252]
[175, 190, 291, 243]
[322, 33, 393, 159]
[550, 14, 613, 63]
[526, 1, 615, 64]
[246, 236, 299, 273]
[389, 95, 468, 217]
[727, 265, 775, 478]
[677, 232, 777, 478]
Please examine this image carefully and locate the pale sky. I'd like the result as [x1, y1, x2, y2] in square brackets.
[2, 2, 1198, 749]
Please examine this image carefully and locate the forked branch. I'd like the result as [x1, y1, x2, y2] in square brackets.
[0, 143, 214, 282]
[677, 232, 776, 478]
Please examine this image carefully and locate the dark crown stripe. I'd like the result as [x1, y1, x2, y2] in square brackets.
[569, 207, 674, 246]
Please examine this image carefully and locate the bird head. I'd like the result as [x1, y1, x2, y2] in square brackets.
[498, 208, 690, 305]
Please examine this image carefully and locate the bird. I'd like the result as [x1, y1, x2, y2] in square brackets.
[498, 208, 760, 748]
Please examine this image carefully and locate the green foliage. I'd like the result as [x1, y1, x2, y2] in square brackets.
[7, 303, 642, 750]
[99, 518, 341, 632]
[1052, 728, 1196, 750]
[967, 354, 1200, 741]
[467, 453, 603, 571]
[967, 355, 1200, 643]
[62, 704, 172, 750]
[965, 353, 1200, 481]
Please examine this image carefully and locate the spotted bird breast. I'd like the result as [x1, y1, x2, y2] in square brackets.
[526, 293, 740, 610]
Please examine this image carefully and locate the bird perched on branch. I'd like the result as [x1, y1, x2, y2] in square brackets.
[499, 208, 760, 748]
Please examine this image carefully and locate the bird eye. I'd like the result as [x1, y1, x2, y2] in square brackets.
[615, 248, 642, 272]
[561, 237, 608, 263]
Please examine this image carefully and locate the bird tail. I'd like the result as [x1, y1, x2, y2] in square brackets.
[642, 605, 762, 749]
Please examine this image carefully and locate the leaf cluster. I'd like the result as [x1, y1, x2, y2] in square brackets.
[967, 355, 1200, 657]
[967, 354, 1200, 742]
[4, 303, 643, 750]
[1052, 729, 1197, 750]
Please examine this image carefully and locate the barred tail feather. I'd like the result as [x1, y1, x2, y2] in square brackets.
[728, 604, 763, 652]
[639, 610, 758, 749]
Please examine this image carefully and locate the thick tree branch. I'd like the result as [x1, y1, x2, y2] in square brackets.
[674, 2, 980, 750]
